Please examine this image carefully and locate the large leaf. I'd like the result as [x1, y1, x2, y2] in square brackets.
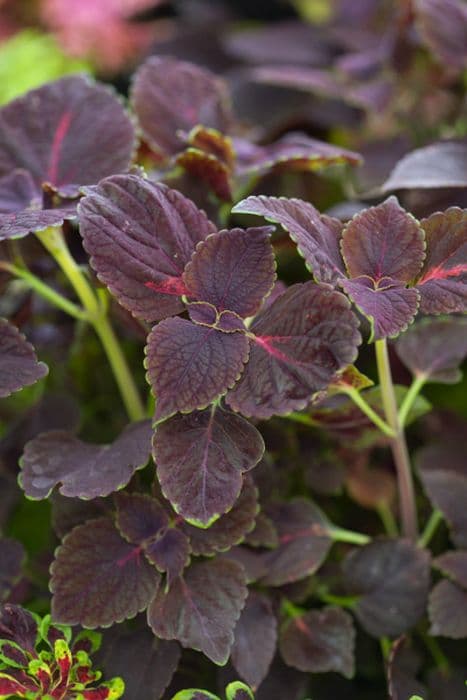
[232, 196, 345, 286]
[0, 75, 135, 195]
[428, 580, 467, 638]
[0, 319, 48, 398]
[79, 176, 216, 322]
[342, 539, 430, 637]
[415, 208, 467, 314]
[183, 228, 276, 317]
[50, 517, 160, 627]
[231, 591, 277, 690]
[19, 420, 152, 500]
[147, 558, 247, 665]
[153, 406, 264, 527]
[131, 57, 232, 158]
[0, 539, 25, 602]
[381, 141, 467, 191]
[395, 316, 467, 383]
[261, 499, 332, 586]
[279, 607, 355, 678]
[226, 282, 360, 419]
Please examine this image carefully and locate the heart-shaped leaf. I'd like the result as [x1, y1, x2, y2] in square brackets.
[153, 406, 264, 526]
[147, 558, 247, 664]
[19, 421, 152, 500]
[79, 175, 216, 322]
[0, 319, 48, 398]
[279, 607, 355, 678]
[226, 282, 361, 419]
[50, 518, 160, 627]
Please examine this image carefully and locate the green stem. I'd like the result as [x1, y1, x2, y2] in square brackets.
[398, 374, 426, 427]
[380, 637, 391, 662]
[281, 599, 304, 619]
[283, 412, 317, 427]
[343, 386, 396, 438]
[326, 525, 370, 545]
[36, 227, 145, 422]
[0, 262, 87, 321]
[418, 628, 450, 673]
[375, 339, 418, 540]
[316, 591, 358, 608]
[418, 509, 443, 548]
[377, 503, 399, 537]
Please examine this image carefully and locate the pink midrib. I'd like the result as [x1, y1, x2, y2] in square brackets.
[47, 111, 72, 185]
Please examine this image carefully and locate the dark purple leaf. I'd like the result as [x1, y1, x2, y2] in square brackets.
[50, 517, 160, 627]
[341, 197, 425, 283]
[0, 319, 48, 398]
[187, 303, 245, 333]
[222, 547, 268, 584]
[395, 316, 467, 383]
[415, 0, 467, 70]
[183, 228, 276, 318]
[415, 207, 467, 314]
[434, 551, 467, 589]
[0, 75, 135, 195]
[153, 406, 263, 527]
[244, 513, 278, 549]
[0, 605, 37, 654]
[387, 636, 427, 700]
[0, 540, 25, 602]
[78, 175, 216, 322]
[340, 276, 420, 340]
[51, 494, 110, 539]
[0, 170, 37, 214]
[428, 580, 467, 638]
[131, 57, 232, 158]
[343, 539, 431, 638]
[381, 142, 467, 191]
[232, 196, 345, 286]
[184, 477, 258, 556]
[176, 148, 233, 201]
[231, 592, 277, 690]
[147, 558, 247, 664]
[98, 627, 180, 700]
[19, 421, 152, 500]
[226, 282, 360, 419]
[279, 607, 355, 678]
[261, 499, 332, 587]
[255, 655, 309, 700]
[145, 528, 191, 586]
[0, 205, 77, 241]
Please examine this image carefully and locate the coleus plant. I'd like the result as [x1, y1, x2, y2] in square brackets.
[0, 53, 465, 700]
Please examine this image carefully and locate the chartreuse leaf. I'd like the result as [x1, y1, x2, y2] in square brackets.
[226, 282, 361, 419]
[153, 406, 264, 527]
[171, 691, 219, 700]
[79, 175, 216, 322]
[19, 420, 152, 500]
[415, 207, 467, 314]
[0, 319, 48, 398]
[225, 682, 255, 700]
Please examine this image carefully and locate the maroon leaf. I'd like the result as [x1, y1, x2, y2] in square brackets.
[153, 406, 264, 527]
[50, 517, 160, 627]
[79, 176, 216, 322]
[183, 228, 276, 317]
[395, 316, 467, 383]
[244, 513, 278, 549]
[415, 0, 467, 70]
[0, 75, 135, 195]
[145, 528, 191, 586]
[0, 319, 48, 398]
[0, 605, 37, 653]
[232, 196, 346, 286]
[176, 149, 234, 202]
[341, 197, 425, 283]
[0, 170, 37, 213]
[147, 558, 247, 664]
[261, 499, 332, 586]
[434, 551, 467, 589]
[279, 607, 355, 678]
[231, 592, 277, 690]
[340, 276, 420, 340]
[131, 57, 232, 158]
[187, 303, 245, 333]
[415, 207, 467, 314]
[343, 539, 431, 638]
[226, 282, 361, 419]
[428, 579, 467, 638]
[387, 636, 427, 700]
[381, 141, 467, 191]
[0, 206, 77, 241]
[0, 539, 25, 602]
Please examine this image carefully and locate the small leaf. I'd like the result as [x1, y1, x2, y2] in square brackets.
[226, 282, 361, 419]
[79, 175, 216, 322]
[50, 518, 160, 627]
[381, 141, 467, 191]
[131, 57, 232, 158]
[343, 539, 430, 638]
[0, 539, 25, 602]
[232, 195, 345, 286]
[415, 207, 467, 314]
[0, 206, 77, 241]
[176, 149, 234, 201]
[171, 691, 219, 700]
[183, 228, 276, 318]
[279, 607, 355, 678]
[20, 420, 152, 500]
[147, 558, 247, 665]
[146, 318, 250, 423]
[395, 316, 467, 383]
[231, 592, 277, 690]
[261, 499, 332, 586]
[0, 319, 48, 398]
[433, 551, 467, 589]
[226, 682, 255, 700]
[153, 406, 264, 526]
[0, 605, 38, 653]
[428, 579, 467, 638]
